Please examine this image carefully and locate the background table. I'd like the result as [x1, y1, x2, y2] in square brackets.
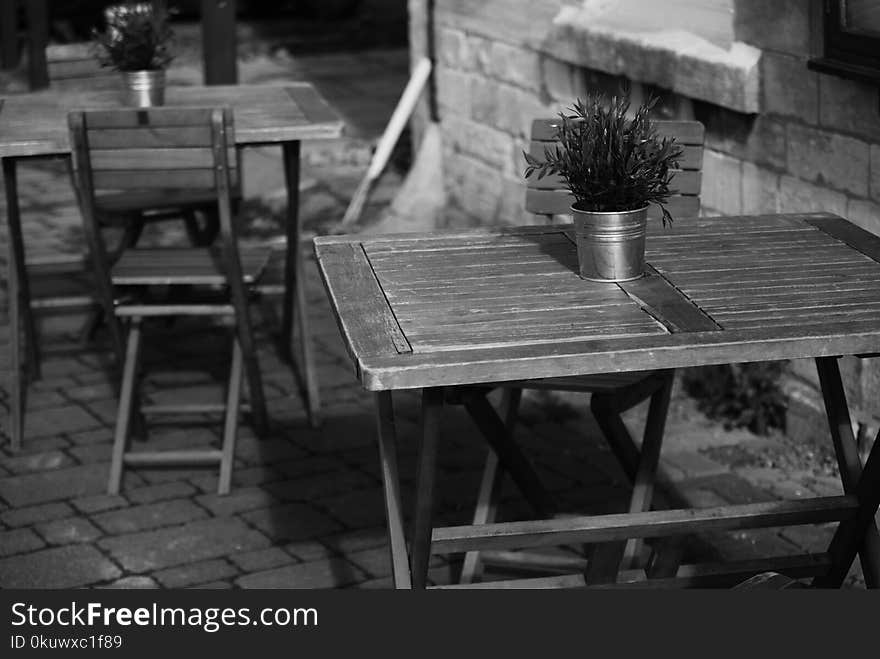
[1, 83, 344, 439]
[315, 212, 880, 588]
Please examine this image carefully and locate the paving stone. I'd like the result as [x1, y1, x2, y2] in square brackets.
[0, 528, 45, 557]
[236, 557, 364, 589]
[662, 450, 728, 479]
[1, 502, 73, 527]
[0, 463, 125, 507]
[99, 517, 270, 573]
[92, 499, 207, 535]
[188, 580, 233, 589]
[65, 382, 116, 402]
[241, 503, 343, 543]
[35, 517, 102, 545]
[1, 449, 74, 474]
[0, 545, 121, 588]
[71, 494, 127, 514]
[316, 489, 395, 531]
[23, 405, 101, 439]
[230, 547, 295, 572]
[234, 437, 306, 464]
[195, 486, 277, 517]
[320, 526, 389, 556]
[154, 559, 239, 588]
[264, 468, 376, 502]
[101, 576, 159, 589]
[127, 481, 197, 505]
[67, 443, 113, 464]
[68, 428, 114, 446]
[284, 540, 335, 563]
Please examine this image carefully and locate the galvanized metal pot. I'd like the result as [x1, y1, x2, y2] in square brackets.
[122, 69, 165, 108]
[571, 205, 648, 282]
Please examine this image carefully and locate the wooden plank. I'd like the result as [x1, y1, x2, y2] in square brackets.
[619, 267, 720, 333]
[529, 142, 704, 170]
[285, 85, 343, 128]
[91, 168, 218, 189]
[358, 320, 880, 391]
[85, 127, 215, 149]
[84, 107, 225, 128]
[525, 189, 700, 218]
[432, 554, 831, 589]
[527, 169, 702, 195]
[314, 242, 412, 361]
[530, 118, 705, 143]
[805, 213, 880, 264]
[90, 147, 236, 170]
[430, 496, 856, 554]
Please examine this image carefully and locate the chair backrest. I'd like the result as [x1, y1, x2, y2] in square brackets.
[68, 106, 246, 298]
[525, 118, 705, 221]
[46, 43, 119, 90]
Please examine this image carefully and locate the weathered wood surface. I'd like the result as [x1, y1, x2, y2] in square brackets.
[0, 84, 343, 157]
[314, 213, 880, 391]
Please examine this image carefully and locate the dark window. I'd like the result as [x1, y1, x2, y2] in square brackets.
[809, 1, 880, 83]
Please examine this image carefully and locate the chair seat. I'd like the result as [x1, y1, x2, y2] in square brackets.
[111, 247, 270, 286]
[494, 371, 659, 393]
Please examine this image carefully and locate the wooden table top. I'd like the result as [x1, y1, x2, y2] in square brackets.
[315, 213, 880, 392]
[0, 83, 344, 158]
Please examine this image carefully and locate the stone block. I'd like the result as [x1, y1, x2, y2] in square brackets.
[786, 123, 869, 196]
[0, 545, 121, 588]
[1, 502, 72, 528]
[35, 517, 102, 545]
[741, 162, 780, 214]
[241, 503, 342, 543]
[196, 487, 277, 517]
[735, 0, 811, 56]
[92, 499, 207, 535]
[126, 481, 197, 505]
[23, 404, 101, 439]
[0, 463, 119, 508]
[435, 66, 471, 117]
[760, 52, 818, 124]
[154, 558, 238, 588]
[0, 528, 45, 558]
[778, 175, 848, 217]
[701, 149, 743, 214]
[819, 75, 880, 142]
[487, 41, 540, 91]
[229, 547, 294, 573]
[871, 144, 880, 204]
[444, 151, 504, 223]
[436, 27, 469, 70]
[846, 199, 880, 237]
[541, 56, 575, 102]
[235, 558, 364, 589]
[441, 114, 515, 172]
[99, 517, 270, 573]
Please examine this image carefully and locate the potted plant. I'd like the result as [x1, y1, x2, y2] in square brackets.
[93, 3, 174, 107]
[525, 94, 682, 282]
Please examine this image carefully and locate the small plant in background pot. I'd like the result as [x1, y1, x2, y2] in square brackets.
[525, 94, 682, 282]
[93, 3, 174, 107]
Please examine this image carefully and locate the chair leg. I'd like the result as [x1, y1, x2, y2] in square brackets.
[460, 388, 521, 584]
[294, 254, 321, 428]
[411, 387, 444, 590]
[8, 275, 25, 452]
[218, 337, 243, 496]
[231, 302, 267, 437]
[108, 317, 142, 495]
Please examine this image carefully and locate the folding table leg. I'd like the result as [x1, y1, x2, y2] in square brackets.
[108, 318, 142, 495]
[280, 140, 300, 362]
[813, 357, 880, 588]
[374, 391, 412, 589]
[460, 388, 521, 584]
[411, 387, 444, 589]
[294, 254, 321, 428]
[218, 338, 244, 496]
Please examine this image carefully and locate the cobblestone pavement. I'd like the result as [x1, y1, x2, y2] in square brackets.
[0, 44, 868, 589]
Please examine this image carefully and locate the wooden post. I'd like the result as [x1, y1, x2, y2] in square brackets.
[24, 0, 48, 89]
[0, 0, 18, 70]
[200, 0, 237, 85]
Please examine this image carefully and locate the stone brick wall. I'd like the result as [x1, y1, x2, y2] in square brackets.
[409, 0, 880, 439]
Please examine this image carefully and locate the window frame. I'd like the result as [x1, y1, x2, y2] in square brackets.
[808, 0, 880, 84]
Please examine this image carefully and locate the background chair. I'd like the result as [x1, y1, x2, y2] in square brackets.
[68, 106, 267, 495]
[458, 118, 705, 585]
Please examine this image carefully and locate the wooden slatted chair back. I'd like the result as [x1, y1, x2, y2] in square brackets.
[68, 107, 248, 307]
[525, 119, 705, 221]
[46, 43, 119, 90]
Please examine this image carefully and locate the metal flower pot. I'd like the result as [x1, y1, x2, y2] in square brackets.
[571, 205, 648, 282]
[122, 69, 166, 108]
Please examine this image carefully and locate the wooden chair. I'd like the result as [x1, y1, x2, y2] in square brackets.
[458, 119, 705, 585]
[68, 106, 268, 495]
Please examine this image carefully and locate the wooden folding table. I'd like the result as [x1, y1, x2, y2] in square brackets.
[315, 212, 880, 589]
[1, 84, 344, 447]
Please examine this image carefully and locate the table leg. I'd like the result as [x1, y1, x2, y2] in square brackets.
[281, 141, 321, 427]
[3, 157, 37, 450]
[813, 356, 880, 588]
[374, 391, 412, 589]
[411, 387, 444, 589]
